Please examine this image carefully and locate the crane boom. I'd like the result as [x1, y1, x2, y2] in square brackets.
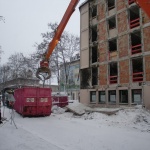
[36, 0, 79, 80]
[135, 0, 150, 18]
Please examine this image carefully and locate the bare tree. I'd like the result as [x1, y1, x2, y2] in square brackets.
[0, 64, 11, 83]
[7, 53, 36, 79]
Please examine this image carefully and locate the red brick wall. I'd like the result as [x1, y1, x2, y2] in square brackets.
[145, 56, 150, 81]
[99, 64, 107, 85]
[117, 11, 128, 34]
[118, 34, 129, 58]
[119, 60, 129, 83]
[98, 2, 106, 20]
[99, 42, 107, 62]
[117, 0, 126, 11]
[98, 21, 107, 41]
[143, 26, 150, 52]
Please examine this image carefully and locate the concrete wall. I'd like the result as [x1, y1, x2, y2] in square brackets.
[80, 89, 89, 105]
[143, 85, 150, 109]
[80, 2, 89, 69]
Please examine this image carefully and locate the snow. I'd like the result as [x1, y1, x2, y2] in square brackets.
[1, 104, 150, 150]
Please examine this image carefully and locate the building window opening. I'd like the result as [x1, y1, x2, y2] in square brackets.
[132, 58, 143, 82]
[109, 62, 118, 84]
[129, 6, 140, 29]
[90, 91, 96, 103]
[108, 90, 116, 103]
[132, 89, 142, 104]
[99, 91, 106, 103]
[92, 45, 98, 63]
[131, 31, 142, 54]
[107, 0, 115, 11]
[92, 67, 98, 86]
[91, 5, 97, 18]
[80, 68, 91, 89]
[128, 0, 135, 5]
[119, 90, 128, 104]
[108, 16, 116, 30]
[109, 38, 117, 52]
[108, 39, 117, 60]
[92, 26, 97, 42]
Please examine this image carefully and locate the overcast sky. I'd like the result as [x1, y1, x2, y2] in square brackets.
[0, 0, 82, 65]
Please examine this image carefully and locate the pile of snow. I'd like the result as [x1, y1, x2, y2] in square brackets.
[51, 105, 66, 114]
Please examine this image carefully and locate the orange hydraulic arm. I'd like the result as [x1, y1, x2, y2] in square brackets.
[135, 0, 150, 18]
[36, 0, 79, 80]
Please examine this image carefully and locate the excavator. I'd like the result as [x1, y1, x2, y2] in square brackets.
[35, 0, 150, 81]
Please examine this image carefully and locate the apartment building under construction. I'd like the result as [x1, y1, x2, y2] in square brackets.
[79, 0, 150, 109]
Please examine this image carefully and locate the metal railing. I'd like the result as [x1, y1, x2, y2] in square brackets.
[109, 75, 118, 84]
[130, 18, 140, 29]
[131, 44, 142, 54]
[132, 72, 143, 82]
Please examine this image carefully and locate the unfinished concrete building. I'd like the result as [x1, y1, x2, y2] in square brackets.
[79, 0, 150, 109]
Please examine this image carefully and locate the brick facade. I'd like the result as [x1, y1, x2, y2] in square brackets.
[117, 11, 128, 34]
[99, 64, 107, 85]
[145, 56, 150, 81]
[119, 60, 130, 84]
[117, 0, 126, 11]
[98, 21, 107, 41]
[99, 42, 107, 62]
[143, 26, 150, 52]
[118, 34, 129, 58]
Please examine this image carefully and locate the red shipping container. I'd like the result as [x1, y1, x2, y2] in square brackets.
[52, 95, 68, 107]
[14, 87, 52, 117]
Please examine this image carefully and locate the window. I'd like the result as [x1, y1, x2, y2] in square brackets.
[92, 67, 98, 86]
[108, 16, 116, 30]
[99, 91, 106, 103]
[129, 6, 140, 29]
[132, 89, 142, 104]
[107, 0, 115, 11]
[109, 62, 118, 84]
[92, 45, 98, 63]
[91, 26, 97, 42]
[90, 91, 96, 103]
[108, 90, 116, 103]
[91, 5, 97, 18]
[119, 90, 128, 104]
[109, 38, 117, 52]
[80, 68, 91, 89]
[130, 31, 142, 54]
[132, 58, 143, 82]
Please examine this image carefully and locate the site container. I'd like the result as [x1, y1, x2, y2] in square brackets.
[52, 95, 68, 107]
[14, 87, 52, 117]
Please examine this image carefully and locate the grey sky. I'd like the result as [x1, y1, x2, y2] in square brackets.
[0, 0, 82, 65]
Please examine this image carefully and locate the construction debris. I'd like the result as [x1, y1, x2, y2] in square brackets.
[85, 107, 122, 115]
[66, 102, 122, 116]
[66, 102, 87, 116]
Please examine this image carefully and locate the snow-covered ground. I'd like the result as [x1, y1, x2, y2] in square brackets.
[0, 104, 150, 150]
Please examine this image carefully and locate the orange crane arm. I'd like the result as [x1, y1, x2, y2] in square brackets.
[36, 0, 79, 80]
[45, 0, 79, 60]
[135, 0, 150, 18]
